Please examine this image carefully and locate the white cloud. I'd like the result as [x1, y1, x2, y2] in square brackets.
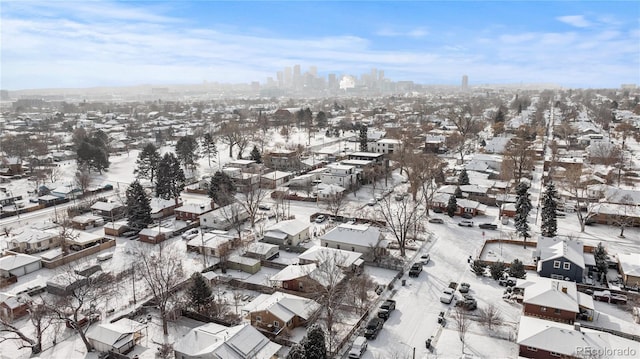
[557, 15, 592, 28]
[376, 27, 428, 38]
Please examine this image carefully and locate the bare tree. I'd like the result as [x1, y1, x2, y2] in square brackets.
[324, 190, 347, 218]
[502, 127, 535, 182]
[587, 142, 623, 167]
[562, 167, 604, 232]
[45, 268, 117, 351]
[445, 132, 470, 163]
[612, 194, 635, 238]
[218, 122, 242, 158]
[478, 303, 503, 331]
[452, 307, 472, 354]
[346, 274, 374, 315]
[75, 165, 93, 196]
[0, 298, 51, 354]
[237, 185, 267, 227]
[374, 194, 425, 257]
[136, 245, 185, 335]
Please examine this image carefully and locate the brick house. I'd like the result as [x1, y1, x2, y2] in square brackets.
[241, 292, 320, 337]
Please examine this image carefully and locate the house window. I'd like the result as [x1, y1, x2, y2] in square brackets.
[351, 247, 355, 252]
[540, 307, 547, 312]
[274, 321, 279, 327]
[551, 274, 564, 280]
[563, 262, 571, 270]
[299, 282, 304, 290]
[554, 309, 561, 314]
[256, 316, 261, 322]
[283, 282, 288, 289]
[553, 261, 561, 269]
[337, 245, 341, 250]
[550, 352, 561, 357]
[526, 347, 538, 352]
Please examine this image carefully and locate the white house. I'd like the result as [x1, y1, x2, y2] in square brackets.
[262, 219, 310, 247]
[86, 318, 146, 354]
[367, 138, 402, 154]
[173, 322, 281, 359]
[199, 202, 250, 230]
[320, 164, 356, 189]
[320, 223, 387, 257]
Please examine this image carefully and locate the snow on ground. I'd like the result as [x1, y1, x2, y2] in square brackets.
[480, 241, 536, 265]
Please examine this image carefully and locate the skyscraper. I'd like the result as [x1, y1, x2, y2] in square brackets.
[284, 67, 292, 88]
[462, 75, 469, 90]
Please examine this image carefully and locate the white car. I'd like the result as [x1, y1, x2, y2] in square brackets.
[420, 253, 431, 264]
[348, 336, 368, 358]
[182, 229, 199, 240]
[440, 288, 456, 304]
[315, 215, 326, 223]
[367, 198, 376, 206]
[458, 220, 474, 227]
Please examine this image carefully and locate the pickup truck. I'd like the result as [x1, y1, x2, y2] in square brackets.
[593, 290, 628, 304]
[364, 318, 384, 340]
[408, 263, 423, 277]
[377, 299, 396, 320]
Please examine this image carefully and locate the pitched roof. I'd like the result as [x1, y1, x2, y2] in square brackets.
[270, 264, 316, 281]
[522, 278, 579, 313]
[320, 223, 380, 247]
[0, 254, 40, 271]
[298, 246, 362, 268]
[265, 219, 309, 236]
[618, 253, 640, 278]
[242, 292, 320, 322]
[537, 237, 585, 269]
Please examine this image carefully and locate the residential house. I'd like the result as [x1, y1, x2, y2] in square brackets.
[262, 219, 310, 247]
[223, 168, 261, 193]
[6, 227, 60, 254]
[0, 254, 42, 278]
[320, 164, 356, 189]
[65, 230, 105, 250]
[174, 202, 213, 222]
[368, 138, 402, 155]
[264, 149, 301, 172]
[591, 202, 640, 227]
[424, 135, 446, 153]
[186, 232, 237, 257]
[244, 242, 280, 261]
[320, 223, 387, 258]
[0, 292, 29, 322]
[298, 246, 364, 273]
[500, 203, 517, 218]
[173, 322, 281, 359]
[260, 171, 293, 189]
[50, 185, 81, 200]
[199, 203, 250, 231]
[103, 221, 129, 237]
[241, 292, 320, 337]
[517, 277, 594, 324]
[70, 214, 104, 230]
[431, 193, 488, 217]
[269, 263, 344, 293]
[226, 255, 261, 274]
[517, 316, 639, 359]
[617, 253, 640, 288]
[138, 227, 173, 244]
[315, 183, 346, 201]
[90, 201, 126, 221]
[347, 152, 385, 165]
[86, 318, 146, 354]
[534, 237, 586, 283]
[150, 197, 182, 219]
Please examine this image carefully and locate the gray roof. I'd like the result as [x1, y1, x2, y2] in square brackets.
[320, 223, 381, 247]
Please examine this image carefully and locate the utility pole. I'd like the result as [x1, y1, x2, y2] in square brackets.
[132, 263, 136, 305]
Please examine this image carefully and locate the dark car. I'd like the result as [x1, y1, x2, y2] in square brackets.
[478, 223, 498, 230]
[408, 263, 423, 277]
[461, 213, 473, 219]
[432, 207, 444, 214]
[364, 318, 384, 339]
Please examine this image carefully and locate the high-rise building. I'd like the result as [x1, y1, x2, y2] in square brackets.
[328, 73, 337, 89]
[284, 67, 292, 88]
[378, 70, 384, 82]
[293, 64, 301, 89]
[276, 71, 284, 88]
[462, 75, 469, 90]
[309, 66, 317, 77]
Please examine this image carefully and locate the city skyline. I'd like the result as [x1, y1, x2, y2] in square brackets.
[1, 1, 639, 91]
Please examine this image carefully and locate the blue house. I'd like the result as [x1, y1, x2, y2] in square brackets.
[535, 238, 585, 283]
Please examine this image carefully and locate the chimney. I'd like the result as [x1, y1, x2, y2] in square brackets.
[562, 286, 567, 294]
[574, 323, 581, 332]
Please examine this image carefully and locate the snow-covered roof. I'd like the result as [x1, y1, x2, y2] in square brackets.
[264, 219, 309, 236]
[175, 202, 212, 214]
[66, 229, 104, 245]
[246, 242, 279, 255]
[87, 318, 146, 348]
[241, 292, 320, 322]
[8, 228, 57, 244]
[90, 201, 123, 212]
[320, 223, 381, 247]
[618, 253, 640, 278]
[261, 171, 292, 180]
[270, 263, 316, 282]
[537, 237, 585, 269]
[298, 246, 362, 268]
[521, 277, 579, 313]
[173, 323, 281, 359]
[0, 254, 40, 271]
[517, 316, 640, 356]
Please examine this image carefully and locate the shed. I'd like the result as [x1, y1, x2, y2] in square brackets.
[245, 242, 280, 261]
[0, 254, 42, 278]
[86, 318, 146, 354]
[226, 255, 261, 274]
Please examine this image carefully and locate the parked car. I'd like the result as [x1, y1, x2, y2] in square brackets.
[394, 194, 405, 201]
[461, 213, 473, 219]
[375, 194, 384, 201]
[455, 297, 477, 310]
[498, 277, 517, 287]
[377, 299, 396, 321]
[440, 288, 456, 304]
[459, 282, 471, 293]
[478, 223, 497, 230]
[348, 336, 368, 358]
[432, 207, 443, 213]
[428, 218, 444, 224]
[458, 220, 474, 227]
[367, 198, 377, 206]
[258, 204, 271, 211]
[315, 215, 326, 223]
[182, 229, 199, 240]
[593, 290, 628, 304]
[122, 231, 138, 239]
[408, 263, 423, 277]
[420, 254, 431, 264]
[364, 318, 384, 340]
[374, 284, 385, 295]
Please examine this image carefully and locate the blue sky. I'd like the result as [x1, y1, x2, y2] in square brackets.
[1, 0, 639, 90]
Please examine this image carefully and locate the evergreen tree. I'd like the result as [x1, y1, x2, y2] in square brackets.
[175, 135, 200, 172]
[540, 182, 558, 237]
[494, 108, 505, 123]
[454, 186, 463, 198]
[208, 171, 236, 207]
[458, 168, 470, 185]
[508, 259, 526, 278]
[490, 261, 507, 280]
[156, 152, 186, 204]
[315, 111, 328, 128]
[189, 272, 212, 311]
[125, 180, 152, 233]
[134, 143, 161, 183]
[446, 194, 458, 217]
[594, 242, 608, 281]
[514, 182, 532, 248]
[286, 342, 306, 359]
[249, 145, 262, 163]
[201, 133, 217, 168]
[471, 261, 486, 277]
[359, 125, 368, 152]
[76, 133, 110, 174]
[304, 324, 327, 359]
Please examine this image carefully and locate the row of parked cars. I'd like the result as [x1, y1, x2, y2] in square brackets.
[348, 299, 398, 358]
